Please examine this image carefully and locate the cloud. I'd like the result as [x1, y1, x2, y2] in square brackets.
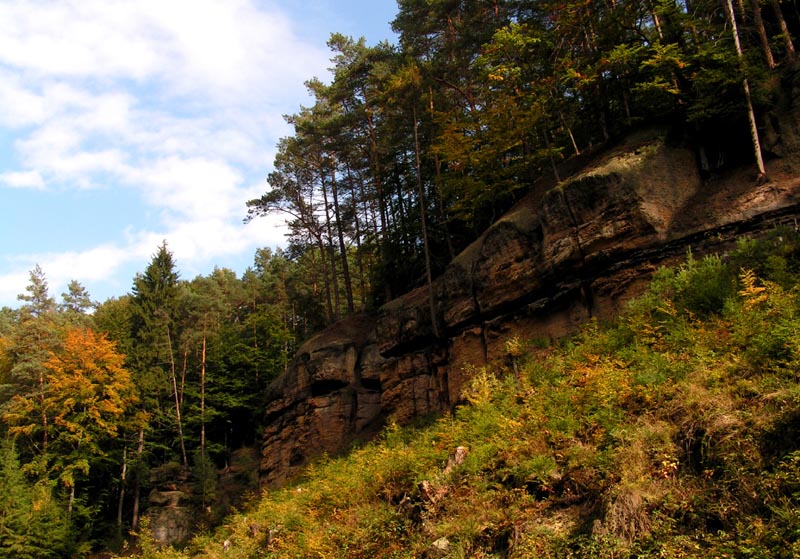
[130, 156, 244, 221]
[43, 245, 131, 284]
[0, 0, 335, 307]
[0, 269, 31, 306]
[0, 170, 45, 189]
[0, 244, 130, 305]
[0, 0, 328, 100]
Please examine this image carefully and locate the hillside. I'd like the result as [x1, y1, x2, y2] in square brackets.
[257, 123, 800, 489]
[135, 62, 800, 549]
[131, 229, 800, 558]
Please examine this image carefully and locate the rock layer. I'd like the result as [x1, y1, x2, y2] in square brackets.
[261, 118, 800, 487]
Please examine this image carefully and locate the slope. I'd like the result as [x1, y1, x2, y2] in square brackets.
[132, 228, 800, 558]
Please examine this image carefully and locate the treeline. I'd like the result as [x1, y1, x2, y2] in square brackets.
[0, 244, 322, 555]
[248, 0, 799, 312]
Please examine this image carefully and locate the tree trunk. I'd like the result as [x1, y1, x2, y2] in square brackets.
[364, 106, 392, 302]
[131, 425, 145, 533]
[166, 325, 188, 471]
[726, 0, 768, 181]
[316, 234, 335, 322]
[180, 345, 188, 407]
[346, 165, 369, 309]
[117, 447, 127, 532]
[396, 151, 414, 250]
[429, 85, 455, 261]
[737, 0, 749, 22]
[649, 0, 665, 40]
[201, 318, 207, 459]
[560, 111, 581, 156]
[771, 0, 796, 61]
[752, 0, 777, 68]
[39, 368, 47, 451]
[329, 159, 355, 313]
[413, 105, 439, 338]
[542, 120, 561, 182]
[320, 173, 341, 319]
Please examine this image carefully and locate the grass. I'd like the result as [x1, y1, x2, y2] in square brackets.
[128, 228, 800, 558]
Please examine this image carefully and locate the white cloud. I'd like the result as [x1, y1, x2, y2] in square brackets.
[0, 269, 31, 306]
[0, 2, 161, 80]
[43, 245, 130, 284]
[121, 212, 288, 280]
[0, 244, 131, 306]
[0, 0, 328, 101]
[0, 72, 48, 127]
[0, 0, 337, 307]
[0, 170, 45, 189]
[130, 156, 243, 221]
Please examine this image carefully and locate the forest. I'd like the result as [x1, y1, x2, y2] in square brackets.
[1, 0, 798, 555]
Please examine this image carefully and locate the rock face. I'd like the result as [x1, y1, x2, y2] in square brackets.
[261, 83, 800, 486]
[147, 463, 194, 546]
[148, 490, 192, 547]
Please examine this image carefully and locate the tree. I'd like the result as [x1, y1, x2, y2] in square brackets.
[59, 280, 96, 325]
[3, 267, 61, 458]
[128, 241, 181, 530]
[17, 265, 55, 318]
[2, 327, 136, 515]
[0, 441, 71, 558]
[247, 135, 337, 322]
[725, 0, 768, 181]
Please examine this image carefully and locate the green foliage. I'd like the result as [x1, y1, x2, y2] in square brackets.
[125, 231, 800, 558]
[0, 442, 71, 558]
[0, 243, 315, 553]
[246, 0, 793, 304]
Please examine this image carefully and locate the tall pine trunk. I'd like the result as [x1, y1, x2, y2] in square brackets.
[413, 105, 439, 338]
[315, 234, 335, 323]
[166, 325, 188, 471]
[329, 161, 355, 313]
[752, 0, 777, 68]
[117, 447, 127, 533]
[131, 425, 145, 532]
[201, 318, 207, 459]
[771, 0, 796, 61]
[365, 107, 392, 301]
[726, 0, 768, 181]
[320, 174, 341, 319]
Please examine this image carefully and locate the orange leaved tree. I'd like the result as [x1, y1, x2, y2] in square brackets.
[3, 327, 138, 514]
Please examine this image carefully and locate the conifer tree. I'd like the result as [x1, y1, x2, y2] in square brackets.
[128, 241, 182, 530]
[0, 441, 70, 558]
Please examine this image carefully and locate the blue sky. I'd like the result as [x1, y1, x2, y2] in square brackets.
[0, 0, 398, 308]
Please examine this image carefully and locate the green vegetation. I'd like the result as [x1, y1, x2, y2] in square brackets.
[132, 229, 800, 558]
[248, 0, 797, 308]
[1, 0, 798, 554]
[0, 244, 325, 555]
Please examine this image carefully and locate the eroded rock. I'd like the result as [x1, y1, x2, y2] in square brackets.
[260, 127, 800, 487]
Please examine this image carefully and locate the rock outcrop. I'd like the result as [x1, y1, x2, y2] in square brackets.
[147, 464, 193, 546]
[261, 73, 800, 486]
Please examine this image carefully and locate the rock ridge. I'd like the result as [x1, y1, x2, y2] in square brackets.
[260, 121, 800, 486]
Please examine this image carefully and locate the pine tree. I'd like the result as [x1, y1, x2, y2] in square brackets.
[128, 241, 182, 530]
[0, 441, 70, 558]
[4, 267, 61, 458]
[59, 280, 96, 323]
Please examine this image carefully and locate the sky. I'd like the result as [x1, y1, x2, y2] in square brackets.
[0, 0, 398, 308]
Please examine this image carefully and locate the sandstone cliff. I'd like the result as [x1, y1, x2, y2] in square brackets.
[260, 71, 800, 487]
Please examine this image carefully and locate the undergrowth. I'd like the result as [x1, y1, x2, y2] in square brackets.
[130, 228, 800, 558]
